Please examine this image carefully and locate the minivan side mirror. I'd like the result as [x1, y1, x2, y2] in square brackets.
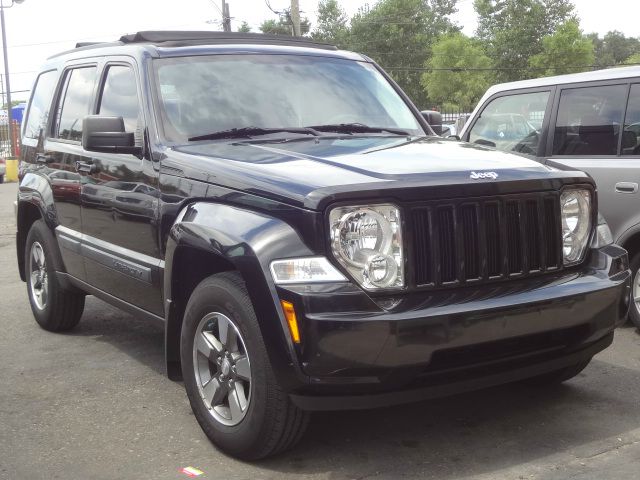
[82, 115, 142, 155]
[421, 110, 443, 136]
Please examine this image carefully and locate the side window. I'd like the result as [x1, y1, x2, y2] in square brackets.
[23, 70, 58, 140]
[468, 91, 549, 155]
[622, 84, 640, 156]
[552, 84, 627, 156]
[98, 65, 140, 134]
[56, 66, 97, 142]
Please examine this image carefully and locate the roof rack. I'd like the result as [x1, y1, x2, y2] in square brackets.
[118, 31, 338, 50]
[75, 41, 106, 48]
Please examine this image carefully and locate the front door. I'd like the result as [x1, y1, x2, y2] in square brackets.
[80, 63, 163, 315]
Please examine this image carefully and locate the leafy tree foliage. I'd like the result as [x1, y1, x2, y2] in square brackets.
[529, 20, 594, 76]
[624, 52, 640, 65]
[589, 31, 640, 68]
[237, 21, 251, 33]
[474, 0, 575, 81]
[260, 11, 310, 36]
[421, 33, 493, 110]
[311, 0, 350, 46]
[348, 0, 459, 108]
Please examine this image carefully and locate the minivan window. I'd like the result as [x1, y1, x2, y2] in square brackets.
[153, 55, 423, 142]
[56, 66, 97, 142]
[468, 91, 549, 155]
[623, 84, 640, 155]
[98, 65, 140, 133]
[552, 84, 627, 156]
[23, 70, 58, 140]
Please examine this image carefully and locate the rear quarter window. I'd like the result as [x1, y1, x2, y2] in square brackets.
[622, 84, 640, 155]
[23, 70, 59, 141]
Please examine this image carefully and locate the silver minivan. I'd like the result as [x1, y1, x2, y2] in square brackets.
[460, 66, 640, 326]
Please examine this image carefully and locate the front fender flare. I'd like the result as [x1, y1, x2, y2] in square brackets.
[164, 202, 315, 388]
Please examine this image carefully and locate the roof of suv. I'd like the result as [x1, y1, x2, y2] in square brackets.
[483, 65, 640, 97]
[47, 30, 365, 63]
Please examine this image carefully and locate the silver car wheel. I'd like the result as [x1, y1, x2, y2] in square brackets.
[633, 268, 640, 316]
[29, 241, 48, 310]
[193, 312, 252, 427]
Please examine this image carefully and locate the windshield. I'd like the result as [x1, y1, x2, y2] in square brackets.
[153, 54, 424, 142]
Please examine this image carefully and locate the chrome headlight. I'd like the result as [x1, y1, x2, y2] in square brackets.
[329, 204, 403, 290]
[560, 188, 592, 264]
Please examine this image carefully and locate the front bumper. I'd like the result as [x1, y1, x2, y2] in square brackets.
[277, 245, 630, 411]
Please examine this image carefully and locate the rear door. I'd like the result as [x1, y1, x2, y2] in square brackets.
[544, 80, 640, 243]
[37, 64, 99, 281]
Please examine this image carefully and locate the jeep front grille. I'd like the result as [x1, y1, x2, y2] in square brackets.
[411, 193, 562, 287]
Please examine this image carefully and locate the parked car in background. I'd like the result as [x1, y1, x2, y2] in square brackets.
[441, 120, 457, 137]
[460, 65, 640, 327]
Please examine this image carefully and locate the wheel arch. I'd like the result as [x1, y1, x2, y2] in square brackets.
[163, 202, 314, 388]
[16, 173, 59, 281]
[619, 227, 640, 264]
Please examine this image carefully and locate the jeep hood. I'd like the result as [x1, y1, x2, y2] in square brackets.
[169, 136, 590, 210]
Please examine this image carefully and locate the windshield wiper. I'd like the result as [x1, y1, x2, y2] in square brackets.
[188, 126, 320, 142]
[306, 123, 410, 136]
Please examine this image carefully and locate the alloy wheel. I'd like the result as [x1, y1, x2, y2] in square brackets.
[633, 268, 640, 318]
[29, 241, 48, 310]
[192, 312, 252, 426]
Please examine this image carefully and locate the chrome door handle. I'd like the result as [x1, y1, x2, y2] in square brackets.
[615, 182, 638, 194]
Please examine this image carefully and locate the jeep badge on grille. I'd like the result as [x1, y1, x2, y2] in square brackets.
[470, 171, 498, 180]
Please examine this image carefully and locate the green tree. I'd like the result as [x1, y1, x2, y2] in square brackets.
[590, 31, 640, 68]
[421, 33, 494, 110]
[259, 11, 310, 36]
[237, 21, 252, 33]
[311, 0, 349, 47]
[624, 52, 640, 65]
[348, 0, 459, 108]
[260, 18, 292, 35]
[529, 20, 594, 76]
[474, 0, 575, 81]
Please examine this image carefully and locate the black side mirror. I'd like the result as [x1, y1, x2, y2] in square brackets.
[421, 110, 443, 136]
[474, 138, 496, 148]
[82, 115, 142, 155]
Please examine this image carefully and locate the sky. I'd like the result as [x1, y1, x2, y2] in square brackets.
[1, 0, 638, 103]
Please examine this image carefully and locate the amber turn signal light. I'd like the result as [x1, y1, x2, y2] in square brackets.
[280, 300, 301, 344]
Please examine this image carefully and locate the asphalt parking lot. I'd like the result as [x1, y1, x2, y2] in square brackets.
[1, 180, 640, 480]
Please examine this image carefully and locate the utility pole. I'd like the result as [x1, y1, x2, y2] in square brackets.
[1, 3, 15, 156]
[221, 0, 231, 32]
[290, 0, 301, 36]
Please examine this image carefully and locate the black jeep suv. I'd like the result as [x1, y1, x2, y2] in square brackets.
[16, 31, 630, 459]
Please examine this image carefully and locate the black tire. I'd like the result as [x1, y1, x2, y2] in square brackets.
[523, 358, 591, 386]
[25, 220, 85, 331]
[180, 272, 309, 460]
[627, 252, 640, 329]
[0, 174, 4, 184]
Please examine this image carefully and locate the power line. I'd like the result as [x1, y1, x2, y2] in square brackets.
[208, 0, 223, 16]
[381, 63, 640, 75]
